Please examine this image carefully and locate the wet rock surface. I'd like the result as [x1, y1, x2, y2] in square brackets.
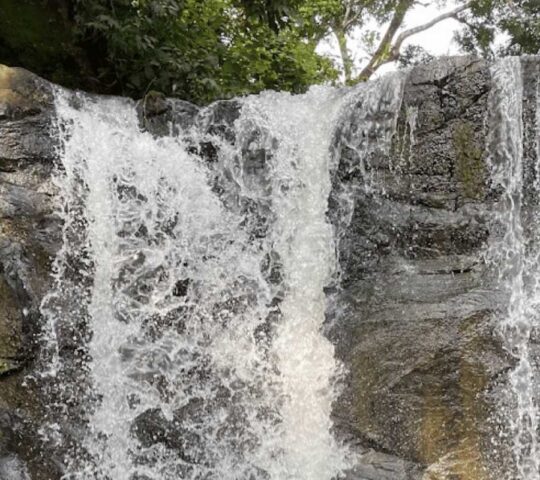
[344, 449, 423, 480]
[0, 65, 62, 479]
[137, 91, 200, 136]
[328, 56, 517, 479]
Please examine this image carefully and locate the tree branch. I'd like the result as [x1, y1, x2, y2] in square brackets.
[343, 7, 364, 32]
[391, 1, 473, 55]
[355, 1, 473, 82]
[343, 0, 352, 27]
[333, 26, 354, 84]
[356, 0, 414, 81]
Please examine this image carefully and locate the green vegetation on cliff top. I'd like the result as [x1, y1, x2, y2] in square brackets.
[0, 0, 538, 103]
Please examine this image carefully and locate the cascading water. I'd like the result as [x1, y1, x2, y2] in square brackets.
[489, 56, 540, 479]
[35, 79, 409, 479]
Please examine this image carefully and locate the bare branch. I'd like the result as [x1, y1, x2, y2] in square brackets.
[391, 1, 473, 54]
[343, 0, 352, 27]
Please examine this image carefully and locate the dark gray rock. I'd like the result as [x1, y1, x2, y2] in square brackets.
[131, 405, 203, 465]
[137, 91, 200, 136]
[328, 56, 512, 479]
[0, 64, 63, 480]
[0, 454, 30, 480]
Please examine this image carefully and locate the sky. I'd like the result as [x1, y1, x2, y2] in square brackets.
[317, 1, 466, 77]
[395, 1, 463, 56]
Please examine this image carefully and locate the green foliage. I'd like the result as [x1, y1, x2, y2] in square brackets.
[499, 0, 540, 54]
[398, 44, 434, 68]
[0, 0, 337, 103]
[73, 0, 338, 102]
[239, 0, 303, 30]
[74, 0, 225, 101]
[0, 0, 81, 87]
[457, 0, 540, 56]
[1, 0, 539, 103]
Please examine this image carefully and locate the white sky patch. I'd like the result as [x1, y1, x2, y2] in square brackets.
[398, 1, 463, 55]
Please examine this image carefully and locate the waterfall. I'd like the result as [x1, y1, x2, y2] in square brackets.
[489, 57, 540, 479]
[35, 55, 540, 480]
[12, 53, 540, 480]
[35, 79, 410, 479]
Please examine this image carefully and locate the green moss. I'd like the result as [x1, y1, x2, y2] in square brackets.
[349, 313, 491, 479]
[0, 359, 9, 373]
[453, 122, 485, 200]
[0, 275, 22, 360]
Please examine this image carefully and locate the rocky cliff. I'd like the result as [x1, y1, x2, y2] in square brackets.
[329, 56, 506, 480]
[0, 56, 537, 479]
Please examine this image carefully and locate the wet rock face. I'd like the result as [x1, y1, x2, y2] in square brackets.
[329, 56, 512, 479]
[0, 65, 63, 479]
[136, 91, 200, 136]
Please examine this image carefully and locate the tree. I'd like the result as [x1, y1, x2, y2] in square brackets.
[455, 0, 540, 56]
[1, 0, 539, 102]
[0, 0, 337, 103]
[356, 1, 474, 80]
[239, 0, 305, 30]
[73, 0, 338, 102]
[306, 0, 475, 84]
[296, 0, 404, 84]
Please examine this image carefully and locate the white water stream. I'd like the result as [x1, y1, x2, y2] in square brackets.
[38, 82, 404, 480]
[489, 57, 540, 480]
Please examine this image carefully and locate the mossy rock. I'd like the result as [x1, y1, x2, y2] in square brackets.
[453, 122, 485, 201]
[0, 63, 53, 116]
[348, 308, 506, 479]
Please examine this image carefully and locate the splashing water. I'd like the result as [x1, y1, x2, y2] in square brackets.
[489, 56, 540, 480]
[36, 82, 396, 480]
